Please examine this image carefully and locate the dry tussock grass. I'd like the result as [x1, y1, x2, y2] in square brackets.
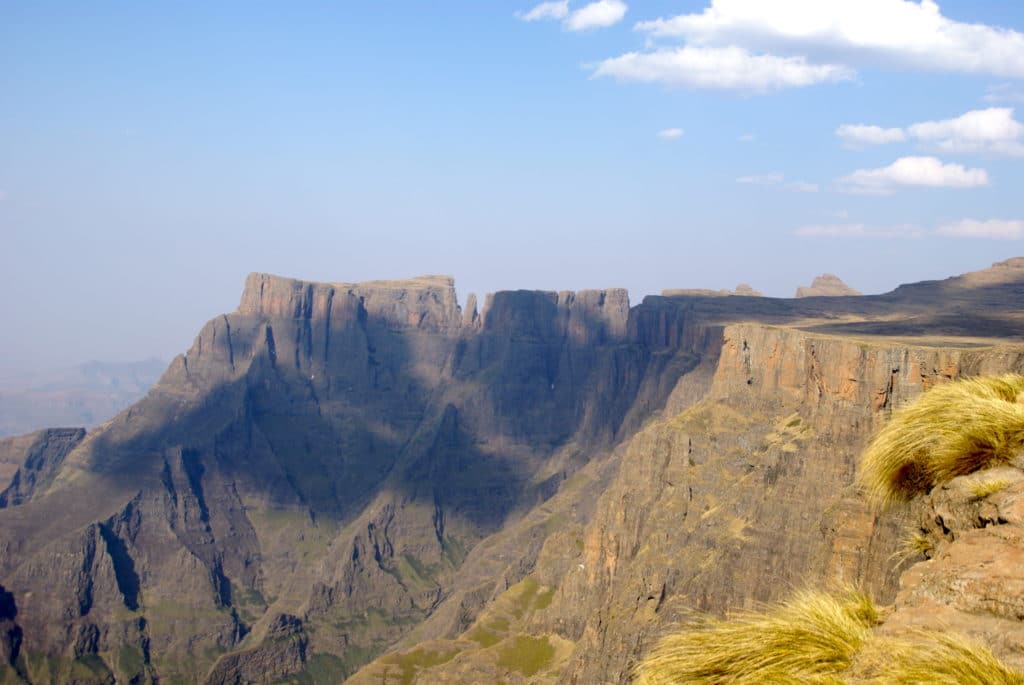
[858, 374, 1024, 508]
[852, 630, 1024, 684]
[634, 590, 1024, 684]
[633, 588, 877, 685]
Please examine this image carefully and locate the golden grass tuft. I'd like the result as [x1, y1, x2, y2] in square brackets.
[970, 477, 1012, 500]
[858, 374, 1024, 508]
[889, 530, 934, 569]
[634, 590, 1024, 684]
[633, 588, 877, 685]
[854, 630, 1024, 684]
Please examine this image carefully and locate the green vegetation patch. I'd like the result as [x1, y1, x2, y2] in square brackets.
[497, 575, 556, 620]
[116, 645, 146, 681]
[542, 512, 568, 537]
[22, 652, 116, 685]
[467, 626, 502, 647]
[495, 635, 556, 678]
[380, 645, 461, 685]
[0, 665, 24, 685]
[275, 652, 346, 685]
[859, 374, 1024, 508]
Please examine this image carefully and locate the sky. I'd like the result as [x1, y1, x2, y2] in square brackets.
[3, 1, 1024, 373]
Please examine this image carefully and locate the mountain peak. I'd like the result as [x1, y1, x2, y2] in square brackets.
[795, 274, 861, 298]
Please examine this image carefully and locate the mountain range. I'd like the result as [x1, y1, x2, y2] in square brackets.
[2, 260, 1024, 683]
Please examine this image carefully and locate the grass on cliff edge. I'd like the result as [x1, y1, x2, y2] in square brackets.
[633, 588, 878, 685]
[858, 374, 1024, 508]
[853, 630, 1024, 685]
[633, 589, 1024, 685]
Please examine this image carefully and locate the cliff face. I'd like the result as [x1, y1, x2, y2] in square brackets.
[2, 262, 1024, 685]
[548, 326, 1024, 683]
[0, 273, 697, 684]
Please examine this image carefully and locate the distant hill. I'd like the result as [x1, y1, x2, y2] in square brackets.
[0, 358, 165, 436]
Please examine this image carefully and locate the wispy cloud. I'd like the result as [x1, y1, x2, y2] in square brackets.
[795, 223, 923, 239]
[635, 0, 1024, 78]
[985, 83, 1024, 104]
[593, 46, 852, 92]
[837, 156, 989, 195]
[787, 181, 819, 193]
[737, 172, 784, 185]
[936, 219, 1024, 240]
[737, 133, 756, 142]
[657, 127, 685, 139]
[737, 172, 817, 192]
[516, 1, 569, 21]
[835, 124, 906, 147]
[799, 218, 1024, 240]
[566, 0, 628, 31]
[518, 0, 627, 31]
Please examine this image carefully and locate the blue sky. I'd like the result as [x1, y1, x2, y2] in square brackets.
[3, 1, 1024, 372]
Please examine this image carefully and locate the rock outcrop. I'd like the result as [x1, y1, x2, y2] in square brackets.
[795, 273, 861, 298]
[880, 463, 1024, 669]
[662, 283, 764, 297]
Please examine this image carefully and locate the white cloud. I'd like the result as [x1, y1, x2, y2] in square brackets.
[566, 0, 628, 31]
[737, 172, 784, 185]
[517, 0, 569, 21]
[936, 219, 1024, 240]
[657, 127, 685, 139]
[836, 108, 1024, 155]
[838, 156, 989, 194]
[737, 133, 756, 142]
[787, 181, 819, 192]
[835, 124, 906, 147]
[907, 107, 1024, 155]
[736, 173, 817, 192]
[593, 46, 853, 91]
[635, 0, 1024, 78]
[795, 223, 923, 239]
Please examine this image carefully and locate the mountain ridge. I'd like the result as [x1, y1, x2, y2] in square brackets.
[2, 259, 1024, 683]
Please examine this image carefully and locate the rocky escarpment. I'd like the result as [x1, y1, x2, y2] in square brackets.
[549, 326, 1024, 683]
[347, 321, 1024, 683]
[4, 260, 1024, 684]
[795, 273, 861, 298]
[0, 273, 698, 684]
